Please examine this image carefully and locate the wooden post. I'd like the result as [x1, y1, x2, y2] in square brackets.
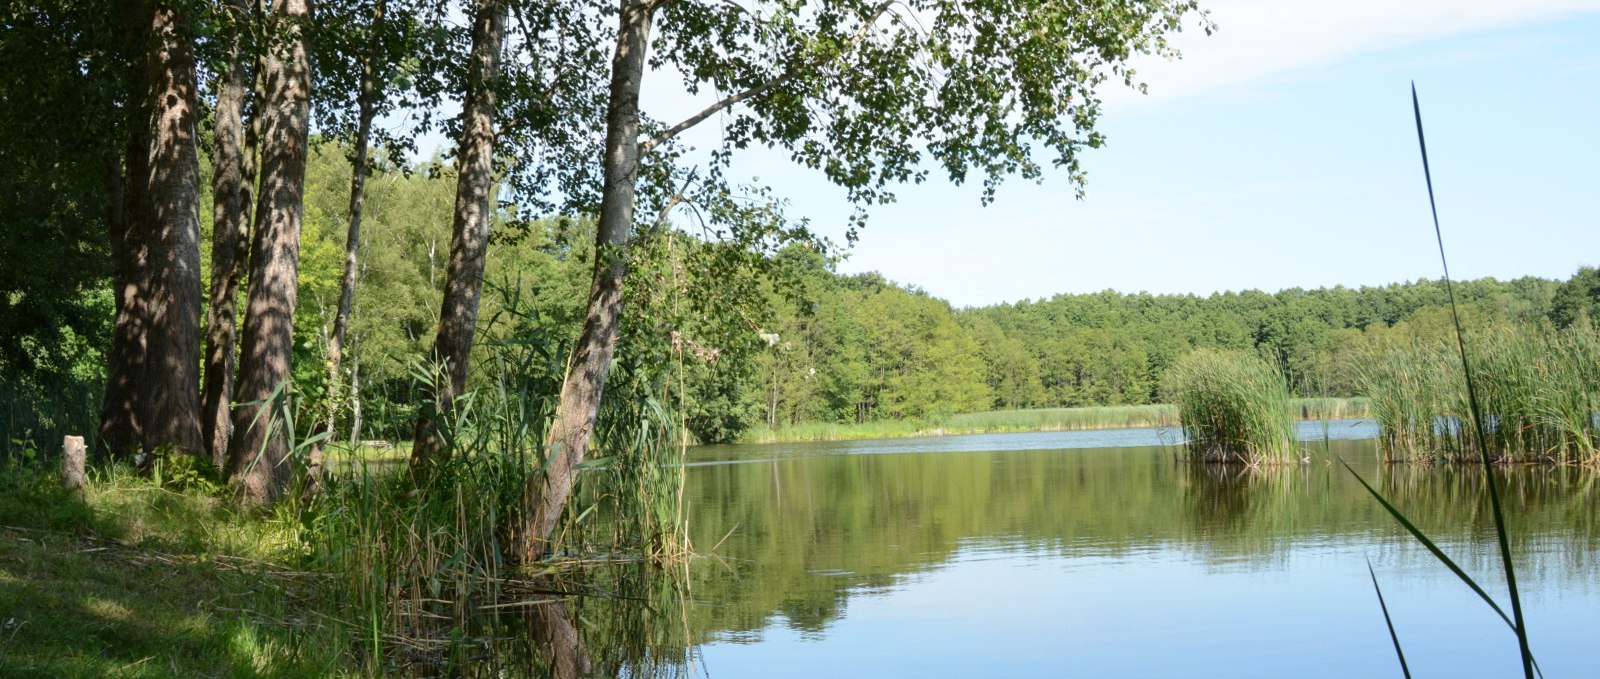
[62, 435, 86, 500]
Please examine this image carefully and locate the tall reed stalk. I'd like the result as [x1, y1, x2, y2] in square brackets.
[1348, 84, 1535, 679]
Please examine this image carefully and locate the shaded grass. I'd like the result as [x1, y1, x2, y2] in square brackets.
[0, 463, 348, 678]
[740, 398, 1367, 444]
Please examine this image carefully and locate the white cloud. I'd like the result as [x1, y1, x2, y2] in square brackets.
[1111, 0, 1600, 105]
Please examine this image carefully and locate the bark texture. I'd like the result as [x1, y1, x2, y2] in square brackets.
[409, 0, 507, 468]
[519, 0, 652, 562]
[228, 0, 313, 505]
[137, 1, 206, 458]
[308, 0, 386, 490]
[202, 0, 256, 468]
[99, 128, 148, 461]
[99, 2, 153, 461]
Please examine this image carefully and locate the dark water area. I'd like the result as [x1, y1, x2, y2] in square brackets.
[525, 420, 1600, 677]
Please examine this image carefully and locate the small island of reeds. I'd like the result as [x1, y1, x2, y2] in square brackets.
[1164, 349, 1298, 465]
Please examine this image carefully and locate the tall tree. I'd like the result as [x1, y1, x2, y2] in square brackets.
[227, 0, 314, 504]
[409, 0, 508, 466]
[95, 0, 207, 462]
[305, 0, 389, 489]
[99, 2, 158, 460]
[134, 0, 206, 459]
[202, 0, 259, 467]
[519, 0, 1208, 560]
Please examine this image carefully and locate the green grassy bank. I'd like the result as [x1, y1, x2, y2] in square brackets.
[738, 398, 1370, 444]
[0, 465, 347, 678]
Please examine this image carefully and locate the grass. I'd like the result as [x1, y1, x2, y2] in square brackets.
[1163, 348, 1298, 464]
[0, 462, 348, 678]
[0, 433, 684, 677]
[739, 398, 1368, 444]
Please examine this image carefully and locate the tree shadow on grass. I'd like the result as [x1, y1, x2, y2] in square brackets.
[0, 465, 343, 678]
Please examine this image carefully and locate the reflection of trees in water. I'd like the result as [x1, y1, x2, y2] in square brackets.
[420, 443, 1600, 675]
[675, 440, 1600, 647]
[1368, 463, 1600, 579]
[391, 566, 694, 678]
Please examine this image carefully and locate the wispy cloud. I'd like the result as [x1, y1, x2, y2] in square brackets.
[1109, 0, 1600, 106]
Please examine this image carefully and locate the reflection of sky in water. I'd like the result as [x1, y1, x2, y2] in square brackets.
[696, 540, 1600, 679]
[680, 424, 1600, 679]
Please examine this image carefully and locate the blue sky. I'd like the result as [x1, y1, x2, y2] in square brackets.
[647, 1, 1600, 307]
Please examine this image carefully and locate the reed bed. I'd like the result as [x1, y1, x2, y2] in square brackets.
[1358, 322, 1600, 464]
[1163, 349, 1298, 464]
[299, 284, 695, 672]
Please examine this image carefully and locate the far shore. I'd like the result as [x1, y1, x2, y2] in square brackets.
[735, 398, 1370, 445]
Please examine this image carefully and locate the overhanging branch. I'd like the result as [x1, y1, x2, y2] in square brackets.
[638, 0, 897, 157]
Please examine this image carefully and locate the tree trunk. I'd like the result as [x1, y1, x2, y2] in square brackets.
[519, 0, 653, 562]
[409, 0, 507, 468]
[99, 131, 147, 461]
[202, 0, 256, 469]
[529, 598, 594, 679]
[99, 1, 153, 462]
[138, 1, 206, 459]
[227, 0, 313, 505]
[309, 0, 387, 491]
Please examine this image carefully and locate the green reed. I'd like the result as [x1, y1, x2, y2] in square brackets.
[299, 279, 696, 672]
[1358, 322, 1600, 465]
[1349, 84, 1535, 679]
[1163, 348, 1298, 464]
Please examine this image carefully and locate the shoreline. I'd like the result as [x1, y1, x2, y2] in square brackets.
[735, 398, 1370, 445]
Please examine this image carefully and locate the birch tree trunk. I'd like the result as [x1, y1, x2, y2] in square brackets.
[136, 0, 206, 458]
[409, 0, 507, 468]
[308, 0, 387, 491]
[202, 0, 257, 468]
[228, 0, 313, 505]
[519, 0, 652, 561]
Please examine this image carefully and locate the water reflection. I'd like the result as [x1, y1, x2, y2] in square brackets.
[453, 425, 1599, 677]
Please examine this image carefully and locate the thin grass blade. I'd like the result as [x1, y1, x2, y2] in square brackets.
[1412, 82, 1535, 679]
[1339, 458, 1514, 631]
[1367, 558, 1411, 679]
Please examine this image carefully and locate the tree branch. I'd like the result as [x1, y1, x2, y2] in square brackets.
[638, 0, 896, 157]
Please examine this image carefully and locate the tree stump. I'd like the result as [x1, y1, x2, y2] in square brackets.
[62, 435, 86, 500]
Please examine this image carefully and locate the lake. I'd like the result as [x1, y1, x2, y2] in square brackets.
[523, 420, 1600, 677]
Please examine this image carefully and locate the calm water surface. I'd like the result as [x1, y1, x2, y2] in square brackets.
[665, 420, 1599, 678]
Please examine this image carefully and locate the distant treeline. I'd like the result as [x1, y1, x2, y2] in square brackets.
[743, 257, 1599, 442]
